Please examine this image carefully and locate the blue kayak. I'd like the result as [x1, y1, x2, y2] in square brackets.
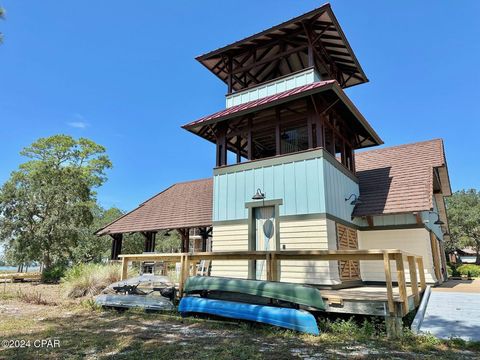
[178, 297, 319, 335]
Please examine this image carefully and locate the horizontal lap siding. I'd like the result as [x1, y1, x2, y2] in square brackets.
[358, 228, 437, 283]
[280, 218, 340, 285]
[210, 224, 249, 278]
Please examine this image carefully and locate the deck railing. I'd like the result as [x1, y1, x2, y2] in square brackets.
[118, 249, 426, 316]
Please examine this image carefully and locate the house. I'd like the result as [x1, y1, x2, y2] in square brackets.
[96, 4, 450, 286]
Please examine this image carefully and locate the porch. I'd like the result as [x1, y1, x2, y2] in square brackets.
[119, 249, 426, 337]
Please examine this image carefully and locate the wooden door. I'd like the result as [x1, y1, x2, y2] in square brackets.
[337, 223, 360, 281]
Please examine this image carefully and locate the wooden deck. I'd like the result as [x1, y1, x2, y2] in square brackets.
[319, 286, 418, 317]
[0, 272, 41, 283]
[119, 249, 425, 318]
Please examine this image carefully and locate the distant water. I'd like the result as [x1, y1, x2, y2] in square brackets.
[0, 266, 40, 272]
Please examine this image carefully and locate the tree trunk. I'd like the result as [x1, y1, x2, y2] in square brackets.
[43, 253, 52, 271]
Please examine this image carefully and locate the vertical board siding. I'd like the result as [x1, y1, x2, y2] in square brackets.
[226, 68, 319, 108]
[323, 160, 359, 222]
[213, 153, 357, 223]
[358, 228, 437, 283]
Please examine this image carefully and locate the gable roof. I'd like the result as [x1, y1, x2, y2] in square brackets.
[96, 178, 213, 235]
[353, 139, 450, 217]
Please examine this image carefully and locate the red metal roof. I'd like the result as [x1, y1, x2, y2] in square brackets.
[183, 80, 336, 129]
[183, 79, 382, 148]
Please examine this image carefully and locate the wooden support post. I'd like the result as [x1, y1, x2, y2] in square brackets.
[271, 252, 279, 281]
[407, 256, 420, 306]
[275, 108, 281, 155]
[416, 257, 426, 291]
[121, 257, 128, 281]
[395, 253, 409, 315]
[178, 255, 185, 298]
[385, 315, 403, 339]
[383, 252, 395, 315]
[247, 118, 253, 160]
[266, 253, 272, 281]
[110, 234, 123, 261]
[236, 137, 242, 163]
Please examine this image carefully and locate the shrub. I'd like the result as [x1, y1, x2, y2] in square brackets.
[446, 264, 453, 277]
[17, 289, 56, 306]
[457, 264, 480, 277]
[62, 263, 123, 299]
[42, 262, 68, 283]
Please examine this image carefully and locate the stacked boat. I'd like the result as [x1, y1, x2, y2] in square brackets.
[178, 276, 324, 335]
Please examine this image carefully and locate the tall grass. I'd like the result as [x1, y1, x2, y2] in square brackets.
[62, 263, 123, 299]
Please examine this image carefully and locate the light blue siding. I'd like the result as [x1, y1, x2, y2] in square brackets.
[213, 151, 359, 223]
[323, 160, 359, 222]
[225, 68, 321, 108]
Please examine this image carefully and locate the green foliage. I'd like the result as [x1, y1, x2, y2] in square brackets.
[70, 205, 123, 263]
[42, 262, 68, 283]
[318, 316, 385, 338]
[62, 263, 124, 298]
[0, 135, 112, 271]
[155, 231, 182, 253]
[456, 264, 480, 277]
[446, 189, 480, 264]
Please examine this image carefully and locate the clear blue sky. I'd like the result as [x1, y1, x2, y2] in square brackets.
[1, 1, 479, 211]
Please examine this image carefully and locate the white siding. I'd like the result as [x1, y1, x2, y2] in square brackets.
[210, 218, 341, 285]
[210, 223, 249, 278]
[279, 218, 340, 285]
[358, 228, 438, 283]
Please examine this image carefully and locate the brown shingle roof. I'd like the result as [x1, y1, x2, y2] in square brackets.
[96, 178, 213, 235]
[353, 139, 447, 217]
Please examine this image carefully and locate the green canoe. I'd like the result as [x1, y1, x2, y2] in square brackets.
[184, 276, 325, 310]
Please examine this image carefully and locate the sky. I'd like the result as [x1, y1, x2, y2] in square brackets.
[1, 1, 479, 212]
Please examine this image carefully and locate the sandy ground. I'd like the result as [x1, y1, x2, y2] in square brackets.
[0, 282, 479, 359]
[433, 278, 480, 293]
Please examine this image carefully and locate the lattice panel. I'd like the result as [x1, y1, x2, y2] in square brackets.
[337, 223, 360, 280]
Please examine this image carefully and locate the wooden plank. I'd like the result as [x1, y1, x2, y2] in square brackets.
[416, 257, 427, 291]
[395, 253, 409, 315]
[383, 252, 395, 315]
[271, 252, 279, 281]
[430, 232, 443, 284]
[178, 255, 185, 298]
[121, 257, 128, 281]
[407, 255, 420, 306]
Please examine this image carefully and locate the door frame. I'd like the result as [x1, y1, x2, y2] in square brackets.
[245, 199, 283, 279]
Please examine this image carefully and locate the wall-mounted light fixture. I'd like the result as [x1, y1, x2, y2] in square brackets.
[252, 188, 265, 200]
[429, 211, 444, 225]
[345, 194, 362, 206]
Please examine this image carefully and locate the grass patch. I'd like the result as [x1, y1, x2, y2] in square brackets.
[61, 263, 125, 298]
[17, 289, 57, 306]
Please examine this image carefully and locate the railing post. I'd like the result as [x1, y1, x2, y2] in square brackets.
[383, 252, 395, 315]
[271, 252, 279, 281]
[416, 257, 426, 292]
[407, 255, 420, 306]
[178, 254, 185, 298]
[121, 256, 128, 281]
[395, 253, 409, 315]
[266, 253, 272, 281]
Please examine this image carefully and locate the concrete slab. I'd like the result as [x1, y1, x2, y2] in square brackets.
[420, 291, 480, 341]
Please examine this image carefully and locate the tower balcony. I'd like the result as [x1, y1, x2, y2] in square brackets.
[226, 68, 320, 108]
